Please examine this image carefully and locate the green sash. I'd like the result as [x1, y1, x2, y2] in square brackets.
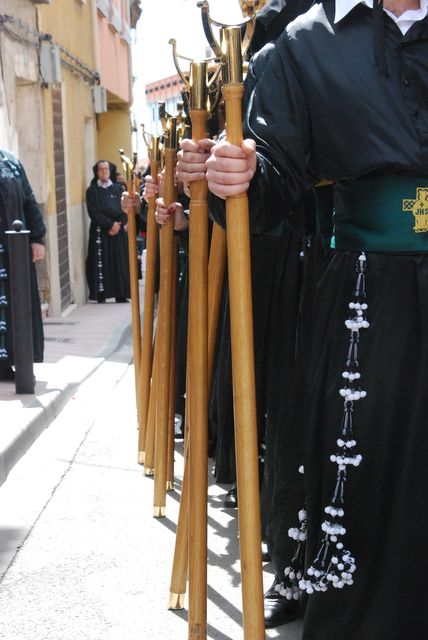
[332, 175, 428, 253]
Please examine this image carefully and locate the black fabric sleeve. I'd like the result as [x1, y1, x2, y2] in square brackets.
[209, 31, 313, 234]
[244, 31, 313, 231]
[19, 163, 46, 243]
[85, 186, 115, 230]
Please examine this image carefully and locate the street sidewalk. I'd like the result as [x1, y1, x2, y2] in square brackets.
[0, 292, 142, 488]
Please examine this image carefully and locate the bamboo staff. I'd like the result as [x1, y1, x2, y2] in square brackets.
[144, 331, 158, 476]
[153, 103, 185, 518]
[138, 133, 161, 465]
[186, 61, 210, 640]
[221, 27, 265, 640]
[167, 225, 226, 613]
[119, 149, 142, 421]
[168, 361, 190, 610]
[207, 224, 227, 390]
[167, 237, 178, 491]
[198, 3, 265, 637]
[167, 43, 225, 616]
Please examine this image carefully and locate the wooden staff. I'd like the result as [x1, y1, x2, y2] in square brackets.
[221, 26, 264, 639]
[167, 38, 226, 614]
[185, 61, 210, 640]
[119, 149, 142, 421]
[138, 135, 161, 464]
[167, 223, 226, 612]
[207, 224, 227, 390]
[144, 331, 158, 476]
[168, 363, 190, 609]
[153, 105, 183, 518]
[167, 237, 178, 491]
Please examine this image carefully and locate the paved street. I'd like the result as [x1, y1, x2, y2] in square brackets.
[0, 338, 303, 640]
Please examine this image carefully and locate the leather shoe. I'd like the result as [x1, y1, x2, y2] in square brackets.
[0, 366, 14, 381]
[224, 484, 237, 508]
[264, 578, 301, 629]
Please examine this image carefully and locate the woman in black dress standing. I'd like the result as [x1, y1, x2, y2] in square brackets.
[86, 160, 130, 303]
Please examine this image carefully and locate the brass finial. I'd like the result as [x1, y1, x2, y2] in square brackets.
[197, 0, 260, 84]
[118, 148, 135, 182]
[159, 102, 186, 150]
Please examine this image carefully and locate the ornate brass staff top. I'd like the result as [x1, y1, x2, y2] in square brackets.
[118, 148, 142, 424]
[136, 128, 162, 465]
[197, 2, 266, 639]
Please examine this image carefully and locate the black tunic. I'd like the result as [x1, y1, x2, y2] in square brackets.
[210, 3, 428, 638]
[85, 181, 130, 301]
[0, 150, 45, 365]
[209, 3, 314, 484]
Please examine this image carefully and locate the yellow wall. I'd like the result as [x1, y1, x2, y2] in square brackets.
[37, 0, 96, 69]
[96, 110, 132, 168]
[37, 0, 97, 209]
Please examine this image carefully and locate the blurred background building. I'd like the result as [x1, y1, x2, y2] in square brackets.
[0, 0, 141, 315]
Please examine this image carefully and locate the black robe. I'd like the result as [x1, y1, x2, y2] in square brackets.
[209, 1, 314, 485]
[211, 2, 428, 638]
[85, 181, 130, 301]
[0, 150, 45, 365]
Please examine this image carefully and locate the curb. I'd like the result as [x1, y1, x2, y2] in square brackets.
[0, 317, 133, 488]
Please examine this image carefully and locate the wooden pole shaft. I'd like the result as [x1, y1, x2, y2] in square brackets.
[138, 159, 160, 463]
[126, 180, 142, 420]
[222, 82, 265, 640]
[188, 108, 209, 640]
[167, 238, 178, 490]
[153, 147, 177, 517]
[144, 332, 158, 476]
[207, 224, 227, 392]
[168, 336, 191, 609]
[168, 434, 189, 609]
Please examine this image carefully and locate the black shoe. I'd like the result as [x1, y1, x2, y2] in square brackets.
[264, 578, 301, 629]
[115, 297, 129, 303]
[97, 295, 106, 304]
[224, 484, 238, 508]
[0, 366, 14, 381]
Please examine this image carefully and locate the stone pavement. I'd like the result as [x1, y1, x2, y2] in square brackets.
[0, 341, 303, 640]
[0, 291, 142, 488]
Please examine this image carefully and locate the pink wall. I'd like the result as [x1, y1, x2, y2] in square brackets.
[97, 6, 131, 104]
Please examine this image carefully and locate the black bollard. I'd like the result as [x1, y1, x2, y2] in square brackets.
[5, 220, 35, 394]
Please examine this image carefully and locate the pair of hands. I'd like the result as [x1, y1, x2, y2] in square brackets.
[120, 177, 188, 231]
[177, 138, 257, 199]
[120, 137, 257, 228]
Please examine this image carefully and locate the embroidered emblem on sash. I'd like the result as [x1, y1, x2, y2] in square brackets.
[403, 188, 428, 233]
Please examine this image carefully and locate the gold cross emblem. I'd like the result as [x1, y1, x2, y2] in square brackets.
[403, 187, 428, 233]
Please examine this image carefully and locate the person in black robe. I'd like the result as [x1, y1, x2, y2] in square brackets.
[208, 0, 313, 502]
[0, 150, 45, 381]
[194, 1, 428, 638]
[86, 161, 130, 303]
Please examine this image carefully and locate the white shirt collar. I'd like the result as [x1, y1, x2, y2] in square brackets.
[97, 179, 113, 189]
[335, 0, 428, 35]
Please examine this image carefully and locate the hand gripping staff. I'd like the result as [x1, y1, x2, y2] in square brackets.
[138, 130, 161, 466]
[153, 102, 186, 518]
[198, 2, 265, 638]
[119, 149, 142, 424]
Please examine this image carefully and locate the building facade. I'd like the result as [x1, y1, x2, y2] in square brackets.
[145, 73, 185, 135]
[0, 0, 140, 316]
